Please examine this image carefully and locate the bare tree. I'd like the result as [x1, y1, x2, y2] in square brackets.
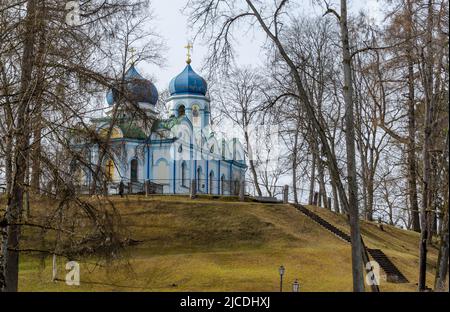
[187, 0, 366, 290]
[215, 67, 264, 196]
[322, 0, 364, 290]
[0, 0, 163, 292]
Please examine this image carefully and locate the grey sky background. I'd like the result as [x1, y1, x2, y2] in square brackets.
[141, 0, 383, 91]
[135, 0, 385, 193]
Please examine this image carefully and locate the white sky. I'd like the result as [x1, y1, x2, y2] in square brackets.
[142, 0, 383, 91]
[0, 0, 384, 190]
[136, 0, 384, 199]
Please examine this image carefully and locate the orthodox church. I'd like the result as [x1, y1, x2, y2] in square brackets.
[74, 49, 246, 195]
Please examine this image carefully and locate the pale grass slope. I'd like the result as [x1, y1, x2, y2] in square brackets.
[11, 195, 440, 291]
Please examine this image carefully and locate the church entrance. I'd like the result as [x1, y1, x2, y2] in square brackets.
[130, 159, 138, 182]
[209, 171, 214, 194]
[197, 167, 203, 193]
[221, 175, 225, 195]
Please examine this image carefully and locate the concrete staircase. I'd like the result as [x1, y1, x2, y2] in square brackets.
[293, 204, 409, 284]
[295, 204, 351, 242]
[367, 249, 409, 283]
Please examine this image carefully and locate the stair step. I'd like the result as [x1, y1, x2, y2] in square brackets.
[294, 204, 409, 284]
[368, 249, 409, 283]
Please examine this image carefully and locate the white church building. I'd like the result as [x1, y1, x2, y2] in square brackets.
[73, 54, 246, 195]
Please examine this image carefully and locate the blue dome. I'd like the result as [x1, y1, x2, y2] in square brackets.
[106, 65, 158, 106]
[169, 64, 207, 96]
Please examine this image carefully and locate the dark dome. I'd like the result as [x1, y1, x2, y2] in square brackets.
[169, 64, 207, 96]
[106, 65, 158, 106]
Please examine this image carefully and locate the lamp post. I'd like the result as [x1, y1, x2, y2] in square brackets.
[279, 265, 285, 292]
[292, 279, 299, 292]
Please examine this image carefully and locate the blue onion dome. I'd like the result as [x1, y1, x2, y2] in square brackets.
[106, 64, 158, 106]
[169, 64, 207, 96]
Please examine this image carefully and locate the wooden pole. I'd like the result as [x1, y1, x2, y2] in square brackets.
[239, 181, 245, 202]
[283, 185, 289, 204]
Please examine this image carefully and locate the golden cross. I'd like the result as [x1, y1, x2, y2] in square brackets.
[184, 42, 193, 64]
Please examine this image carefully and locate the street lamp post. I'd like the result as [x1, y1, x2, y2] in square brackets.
[292, 279, 299, 292]
[279, 265, 285, 292]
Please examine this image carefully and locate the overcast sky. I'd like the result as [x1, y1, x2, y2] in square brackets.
[138, 0, 385, 194]
[143, 0, 383, 91]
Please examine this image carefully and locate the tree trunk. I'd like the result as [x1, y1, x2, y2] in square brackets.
[249, 159, 262, 196]
[406, 36, 421, 231]
[1, 70, 14, 196]
[245, 130, 262, 197]
[434, 208, 448, 291]
[427, 156, 437, 245]
[0, 216, 7, 290]
[340, 0, 364, 292]
[31, 111, 42, 194]
[4, 125, 12, 196]
[418, 0, 434, 292]
[245, 0, 365, 291]
[317, 156, 328, 209]
[366, 174, 374, 222]
[292, 130, 299, 204]
[2, 0, 38, 292]
[331, 179, 340, 213]
[30, 0, 47, 196]
[308, 147, 316, 205]
[434, 131, 448, 291]
[359, 145, 369, 220]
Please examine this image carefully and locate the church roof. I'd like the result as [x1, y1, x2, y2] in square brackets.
[106, 65, 158, 106]
[152, 115, 183, 132]
[91, 117, 147, 140]
[118, 122, 147, 140]
[168, 64, 207, 96]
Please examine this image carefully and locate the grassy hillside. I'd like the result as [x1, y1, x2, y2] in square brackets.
[1, 195, 442, 291]
[306, 205, 442, 291]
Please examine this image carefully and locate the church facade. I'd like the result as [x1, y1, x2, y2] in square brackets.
[74, 56, 246, 195]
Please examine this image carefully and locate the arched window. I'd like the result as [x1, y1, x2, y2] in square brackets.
[106, 159, 115, 181]
[234, 179, 239, 195]
[221, 175, 225, 195]
[181, 162, 187, 187]
[154, 159, 169, 185]
[130, 159, 138, 182]
[221, 140, 226, 159]
[209, 171, 214, 194]
[178, 105, 185, 117]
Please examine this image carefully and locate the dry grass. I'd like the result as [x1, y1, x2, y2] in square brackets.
[0, 195, 442, 291]
[306, 205, 443, 291]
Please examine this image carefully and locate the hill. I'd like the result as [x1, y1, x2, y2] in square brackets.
[4, 195, 442, 291]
